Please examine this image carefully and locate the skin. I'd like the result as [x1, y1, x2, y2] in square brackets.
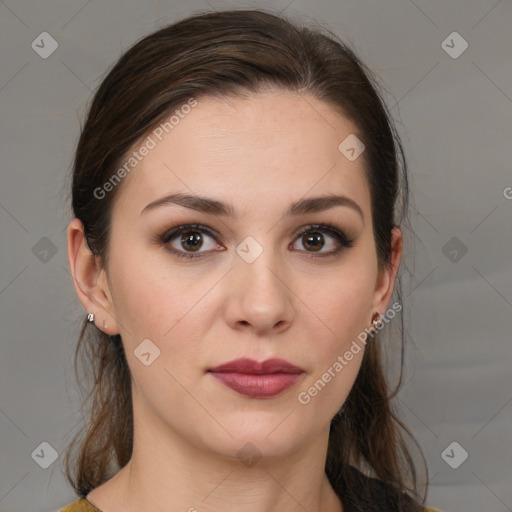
[67, 89, 402, 512]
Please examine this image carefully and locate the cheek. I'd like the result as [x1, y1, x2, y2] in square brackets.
[302, 288, 371, 391]
[106, 243, 186, 342]
[302, 265, 376, 345]
[108, 258, 206, 404]
[293, 256, 376, 394]
[107, 248, 222, 388]
[112, 273, 204, 344]
[294, 279, 373, 417]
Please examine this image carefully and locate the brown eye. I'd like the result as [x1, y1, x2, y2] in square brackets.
[159, 224, 221, 260]
[180, 231, 204, 252]
[291, 224, 354, 257]
[301, 232, 325, 252]
[159, 222, 354, 261]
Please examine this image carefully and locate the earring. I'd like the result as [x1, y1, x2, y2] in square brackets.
[371, 312, 382, 329]
[87, 313, 95, 323]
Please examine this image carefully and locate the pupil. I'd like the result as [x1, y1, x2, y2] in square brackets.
[304, 232, 323, 252]
[182, 232, 202, 251]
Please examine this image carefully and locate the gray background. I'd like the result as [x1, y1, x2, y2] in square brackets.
[0, 1, 511, 511]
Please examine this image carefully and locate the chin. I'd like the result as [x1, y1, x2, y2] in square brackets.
[200, 414, 312, 461]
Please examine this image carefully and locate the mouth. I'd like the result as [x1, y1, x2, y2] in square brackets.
[208, 358, 305, 398]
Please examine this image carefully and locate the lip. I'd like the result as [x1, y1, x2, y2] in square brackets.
[209, 358, 304, 374]
[208, 358, 304, 398]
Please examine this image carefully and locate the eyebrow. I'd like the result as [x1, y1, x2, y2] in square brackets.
[140, 192, 364, 221]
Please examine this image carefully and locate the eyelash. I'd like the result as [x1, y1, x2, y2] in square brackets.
[158, 222, 355, 260]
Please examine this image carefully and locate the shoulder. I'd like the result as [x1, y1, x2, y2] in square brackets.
[60, 498, 102, 512]
[334, 465, 439, 512]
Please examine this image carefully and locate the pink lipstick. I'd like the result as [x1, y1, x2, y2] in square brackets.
[208, 358, 304, 398]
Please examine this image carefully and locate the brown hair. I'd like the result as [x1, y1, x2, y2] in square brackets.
[65, 8, 427, 510]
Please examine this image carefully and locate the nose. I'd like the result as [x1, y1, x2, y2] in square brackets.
[224, 247, 295, 335]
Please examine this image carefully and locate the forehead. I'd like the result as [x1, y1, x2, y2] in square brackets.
[111, 91, 370, 219]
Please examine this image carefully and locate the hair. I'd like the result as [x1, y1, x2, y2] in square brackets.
[64, 8, 427, 511]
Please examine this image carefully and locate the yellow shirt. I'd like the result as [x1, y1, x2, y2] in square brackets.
[60, 497, 440, 511]
[60, 499, 99, 511]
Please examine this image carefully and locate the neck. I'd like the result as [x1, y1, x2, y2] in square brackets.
[87, 405, 343, 512]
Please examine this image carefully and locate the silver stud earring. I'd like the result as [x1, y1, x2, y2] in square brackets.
[87, 313, 95, 323]
[371, 312, 382, 329]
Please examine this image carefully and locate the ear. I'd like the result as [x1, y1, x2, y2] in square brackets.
[66, 218, 120, 335]
[371, 226, 403, 318]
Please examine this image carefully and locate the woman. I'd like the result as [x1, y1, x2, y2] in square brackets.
[62, 9, 439, 512]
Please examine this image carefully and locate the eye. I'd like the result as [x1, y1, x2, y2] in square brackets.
[158, 222, 354, 260]
[290, 223, 354, 257]
[159, 224, 221, 260]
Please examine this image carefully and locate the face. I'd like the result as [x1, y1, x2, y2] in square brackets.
[78, 90, 400, 460]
